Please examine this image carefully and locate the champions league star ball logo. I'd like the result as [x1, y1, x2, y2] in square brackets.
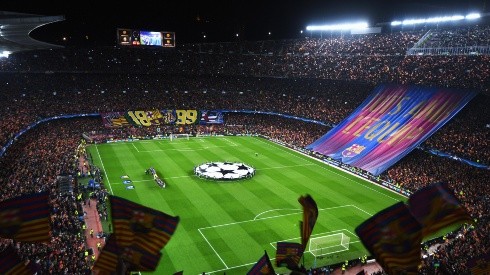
[342, 144, 366, 158]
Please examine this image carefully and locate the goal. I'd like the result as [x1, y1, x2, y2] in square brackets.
[169, 133, 190, 141]
[309, 233, 350, 258]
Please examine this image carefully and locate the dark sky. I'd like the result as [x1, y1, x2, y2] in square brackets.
[2, 0, 487, 46]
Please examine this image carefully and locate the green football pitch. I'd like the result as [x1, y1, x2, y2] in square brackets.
[88, 136, 405, 274]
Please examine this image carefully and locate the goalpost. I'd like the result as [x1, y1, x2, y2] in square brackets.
[309, 233, 350, 259]
[169, 133, 190, 141]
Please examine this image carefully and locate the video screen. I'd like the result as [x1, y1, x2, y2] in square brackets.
[117, 29, 175, 47]
[140, 31, 163, 46]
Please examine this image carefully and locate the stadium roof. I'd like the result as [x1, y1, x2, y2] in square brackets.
[0, 11, 64, 55]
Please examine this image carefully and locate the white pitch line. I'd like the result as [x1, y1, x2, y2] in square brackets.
[198, 228, 229, 269]
[203, 259, 266, 275]
[253, 208, 301, 220]
[199, 205, 353, 230]
[201, 205, 370, 273]
[127, 179, 154, 183]
[208, 228, 364, 275]
[223, 138, 238, 146]
[167, 175, 193, 179]
[123, 175, 194, 183]
[131, 143, 140, 152]
[94, 144, 113, 195]
[350, 204, 373, 217]
[269, 228, 361, 247]
[259, 163, 315, 170]
[135, 144, 238, 153]
[122, 164, 319, 184]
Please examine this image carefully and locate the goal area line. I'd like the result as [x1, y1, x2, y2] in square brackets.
[268, 228, 358, 249]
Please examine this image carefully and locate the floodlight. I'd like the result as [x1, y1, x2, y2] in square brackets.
[306, 22, 368, 31]
[466, 13, 481, 19]
[393, 12, 482, 26]
[0, 51, 11, 58]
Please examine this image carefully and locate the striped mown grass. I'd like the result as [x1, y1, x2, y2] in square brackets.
[88, 136, 405, 274]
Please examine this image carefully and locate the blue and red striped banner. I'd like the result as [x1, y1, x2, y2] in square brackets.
[307, 84, 477, 175]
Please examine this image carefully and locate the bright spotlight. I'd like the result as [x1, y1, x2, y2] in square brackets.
[392, 12, 482, 26]
[466, 13, 481, 19]
[306, 22, 368, 31]
[0, 51, 11, 58]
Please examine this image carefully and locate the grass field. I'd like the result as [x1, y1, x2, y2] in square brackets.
[87, 136, 406, 274]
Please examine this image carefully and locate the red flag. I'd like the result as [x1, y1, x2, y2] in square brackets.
[356, 202, 422, 275]
[298, 194, 318, 249]
[275, 241, 303, 270]
[0, 246, 36, 275]
[408, 182, 473, 238]
[467, 252, 490, 275]
[110, 195, 180, 254]
[93, 235, 120, 274]
[0, 192, 51, 243]
[94, 234, 162, 273]
[247, 250, 275, 275]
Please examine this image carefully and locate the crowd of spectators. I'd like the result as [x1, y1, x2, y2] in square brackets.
[383, 149, 489, 274]
[1, 72, 488, 164]
[0, 118, 97, 274]
[283, 31, 423, 56]
[421, 24, 490, 48]
[3, 111, 486, 274]
[0, 23, 489, 274]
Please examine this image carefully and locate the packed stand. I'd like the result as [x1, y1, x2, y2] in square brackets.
[382, 150, 489, 274]
[0, 24, 489, 274]
[421, 24, 490, 48]
[1, 71, 487, 164]
[0, 118, 100, 274]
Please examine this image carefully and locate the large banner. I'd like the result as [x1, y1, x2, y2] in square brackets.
[101, 110, 203, 127]
[306, 84, 477, 176]
[101, 112, 130, 128]
[199, 110, 224, 124]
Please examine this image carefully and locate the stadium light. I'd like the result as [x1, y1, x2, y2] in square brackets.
[391, 13, 481, 26]
[0, 51, 11, 58]
[306, 22, 368, 31]
[465, 13, 481, 20]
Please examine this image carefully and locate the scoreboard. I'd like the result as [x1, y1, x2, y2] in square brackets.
[117, 29, 175, 47]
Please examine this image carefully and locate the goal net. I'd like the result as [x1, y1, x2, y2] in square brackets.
[309, 233, 350, 257]
[169, 133, 190, 141]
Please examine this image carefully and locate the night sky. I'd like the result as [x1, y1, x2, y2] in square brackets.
[2, 0, 487, 46]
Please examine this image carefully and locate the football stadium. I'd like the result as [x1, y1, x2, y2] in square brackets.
[0, 2, 489, 275]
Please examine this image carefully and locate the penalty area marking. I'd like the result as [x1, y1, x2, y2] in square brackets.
[132, 143, 140, 152]
[198, 228, 229, 269]
[199, 204, 370, 272]
[252, 204, 371, 221]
